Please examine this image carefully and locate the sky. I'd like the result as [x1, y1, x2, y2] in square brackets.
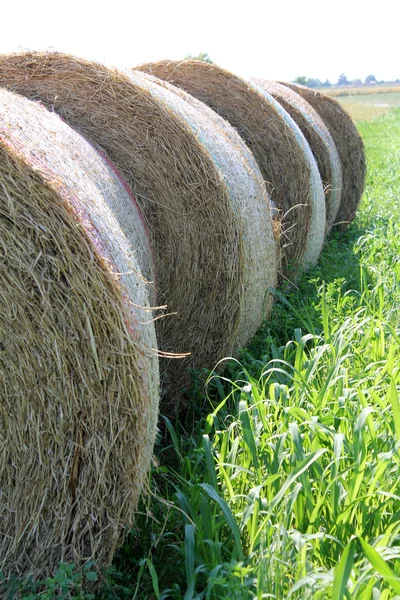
[1, 0, 398, 84]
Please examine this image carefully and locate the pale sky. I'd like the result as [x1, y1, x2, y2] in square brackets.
[1, 0, 398, 84]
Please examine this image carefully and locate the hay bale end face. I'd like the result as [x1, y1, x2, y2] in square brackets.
[281, 82, 366, 229]
[0, 52, 277, 402]
[136, 59, 326, 279]
[139, 71, 278, 350]
[251, 79, 343, 233]
[0, 88, 159, 579]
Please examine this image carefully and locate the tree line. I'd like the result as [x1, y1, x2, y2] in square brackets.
[294, 73, 400, 88]
[182, 56, 398, 89]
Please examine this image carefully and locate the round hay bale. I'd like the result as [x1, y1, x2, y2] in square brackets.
[0, 51, 277, 403]
[251, 79, 343, 233]
[0, 87, 159, 579]
[139, 72, 279, 352]
[281, 82, 366, 229]
[136, 59, 326, 279]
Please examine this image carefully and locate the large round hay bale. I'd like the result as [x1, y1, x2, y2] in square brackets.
[0, 87, 159, 579]
[281, 83, 366, 228]
[0, 51, 277, 403]
[136, 60, 326, 279]
[139, 72, 278, 352]
[251, 79, 343, 233]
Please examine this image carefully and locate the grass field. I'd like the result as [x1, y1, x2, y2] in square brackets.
[337, 94, 400, 122]
[323, 85, 400, 122]
[2, 110, 400, 599]
[323, 85, 400, 98]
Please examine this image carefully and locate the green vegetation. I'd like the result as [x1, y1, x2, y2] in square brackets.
[292, 74, 400, 90]
[2, 112, 399, 599]
[337, 73, 349, 86]
[293, 75, 332, 89]
[184, 52, 213, 63]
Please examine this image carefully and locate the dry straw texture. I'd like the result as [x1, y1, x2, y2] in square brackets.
[136, 60, 326, 279]
[140, 72, 278, 350]
[251, 79, 343, 233]
[0, 51, 277, 402]
[0, 88, 159, 580]
[282, 83, 366, 228]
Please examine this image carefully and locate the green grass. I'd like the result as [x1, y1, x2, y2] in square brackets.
[3, 111, 400, 600]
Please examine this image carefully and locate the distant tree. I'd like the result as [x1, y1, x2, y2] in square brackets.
[323, 79, 332, 87]
[293, 76, 323, 88]
[352, 78, 363, 86]
[365, 74, 377, 84]
[184, 52, 213, 63]
[337, 73, 349, 86]
[293, 76, 308, 85]
[307, 78, 323, 88]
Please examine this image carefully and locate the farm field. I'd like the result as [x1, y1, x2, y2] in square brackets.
[3, 109, 400, 599]
[323, 85, 400, 98]
[338, 93, 400, 122]
[324, 85, 400, 122]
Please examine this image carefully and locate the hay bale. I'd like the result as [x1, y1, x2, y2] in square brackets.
[281, 83, 366, 229]
[251, 79, 343, 233]
[136, 60, 326, 279]
[0, 87, 159, 579]
[0, 51, 277, 402]
[139, 72, 279, 352]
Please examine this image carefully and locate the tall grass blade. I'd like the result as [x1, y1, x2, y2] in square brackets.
[200, 483, 244, 560]
[185, 524, 195, 586]
[239, 400, 260, 470]
[203, 434, 218, 490]
[184, 524, 196, 600]
[359, 537, 400, 594]
[145, 558, 161, 599]
[332, 538, 355, 600]
[268, 449, 327, 514]
[162, 415, 181, 459]
[388, 378, 400, 443]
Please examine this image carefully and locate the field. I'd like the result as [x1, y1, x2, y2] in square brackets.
[325, 85, 400, 122]
[3, 110, 400, 598]
[323, 85, 400, 98]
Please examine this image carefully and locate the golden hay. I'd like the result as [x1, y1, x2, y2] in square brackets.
[136, 59, 326, 279]
[140, 71, 279, 350]
[251, 79, 343, 233]
[0, 87, 159, 580]
[0, 51, 277, 403]
[281, 83, 366, 229]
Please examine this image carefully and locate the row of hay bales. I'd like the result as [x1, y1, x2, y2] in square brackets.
[0, 52, 366, 583]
